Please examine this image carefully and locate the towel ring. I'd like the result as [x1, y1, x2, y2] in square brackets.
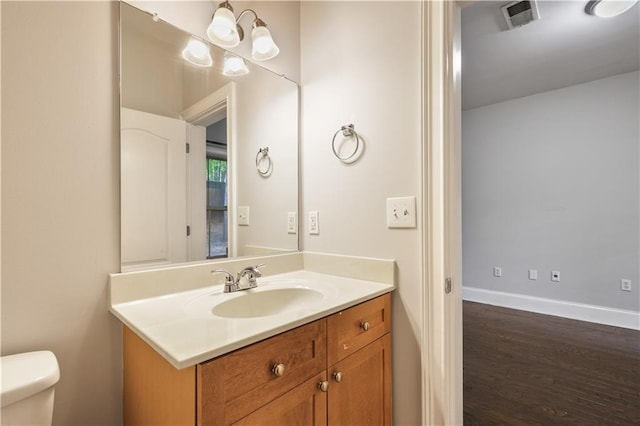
[256, 147, 273, 176]
[332, 124, 360, 162]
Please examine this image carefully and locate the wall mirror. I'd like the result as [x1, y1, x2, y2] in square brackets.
[120, 2, 299, 271]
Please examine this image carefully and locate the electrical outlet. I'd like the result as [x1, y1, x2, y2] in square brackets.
[493, 266, 502, 277]
[621, 279, 632, 292]
[528, 269, 538, 280]
[287, 212, 297, 234]
[308, 211, 319, 235]
[551, 271, 561, 282]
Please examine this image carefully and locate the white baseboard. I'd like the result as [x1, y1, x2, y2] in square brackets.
[463, 286, 640, 331]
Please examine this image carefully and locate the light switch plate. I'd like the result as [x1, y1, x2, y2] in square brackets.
[386, 196, 417, 228]
[238, 206, 249, 226]
[287, 212, 297, 234]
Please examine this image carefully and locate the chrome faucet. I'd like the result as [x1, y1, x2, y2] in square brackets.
[211, 264, 264, 293]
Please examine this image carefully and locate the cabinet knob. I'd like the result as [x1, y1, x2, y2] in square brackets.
[318, 380, 329, 392]
[272, 363, 285, 377]
[360, 321, 370, 331]
[333, 371, 344, 383]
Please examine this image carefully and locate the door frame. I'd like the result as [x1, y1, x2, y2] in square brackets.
[181, 82, 238, 258]
[421, 1, 463, 424]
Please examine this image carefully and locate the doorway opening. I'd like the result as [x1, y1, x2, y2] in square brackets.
[206, 119, 228, 259]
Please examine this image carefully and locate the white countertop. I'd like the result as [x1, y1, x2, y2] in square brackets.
[110, 270, 394, 369]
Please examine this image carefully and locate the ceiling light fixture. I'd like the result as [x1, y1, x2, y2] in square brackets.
[585, 0, 639, 17]
[182, 37, 213, 67]
[222, 51, 249, 76]
[206, 1, 280, 61]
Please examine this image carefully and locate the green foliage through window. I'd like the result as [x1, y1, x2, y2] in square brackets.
[207, 159, 227, 183]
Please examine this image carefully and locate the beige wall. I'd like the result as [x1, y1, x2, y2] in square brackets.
[1, 2, 122, 425]
[300, 2, 423, 425]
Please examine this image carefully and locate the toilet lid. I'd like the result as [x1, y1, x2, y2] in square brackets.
[0, 351, 60, 407]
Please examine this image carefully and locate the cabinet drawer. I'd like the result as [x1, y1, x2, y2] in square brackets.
[198, 319, 326, 425]
[327, 293, 391, 365]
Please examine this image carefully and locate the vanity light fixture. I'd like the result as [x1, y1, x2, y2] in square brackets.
[207, 1, 280, 61]
[206, 2, 239, 48]
[182, 37, 213, 67]
[586, 0, 638, 17]
[222, 51, 249, 76]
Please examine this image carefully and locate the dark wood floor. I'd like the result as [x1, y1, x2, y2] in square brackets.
[463, 301, 640, 425]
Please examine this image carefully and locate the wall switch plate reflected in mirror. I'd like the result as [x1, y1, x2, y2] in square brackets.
[308, 211, 319, 235]
[287, 212, 297, 234]
[238, 206, 250, 226]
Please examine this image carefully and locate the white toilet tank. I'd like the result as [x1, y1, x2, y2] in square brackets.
[0, 351, 60, 426]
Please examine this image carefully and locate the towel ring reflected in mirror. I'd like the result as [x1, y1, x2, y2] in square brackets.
[332, 124, 362, 163]
[256, 147, 273, 176]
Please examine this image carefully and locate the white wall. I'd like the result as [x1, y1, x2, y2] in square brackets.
[1, 2, 122, 424]
[462, 71, 640, 312]
[300, 2, 422, 424]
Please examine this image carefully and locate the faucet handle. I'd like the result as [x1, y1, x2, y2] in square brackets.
[211, 269, 236, 292]
[211, 269, 234, 282]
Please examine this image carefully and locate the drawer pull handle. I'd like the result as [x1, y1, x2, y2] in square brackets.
[318, 380, 329, 392]
[333, 371, 344, 383]
[272, 363, 286, 377]
[360, 321, 370, 331]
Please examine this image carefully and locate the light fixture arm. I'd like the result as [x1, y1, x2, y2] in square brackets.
[233, 8, 263, 42]
[235, 8, 259, 24]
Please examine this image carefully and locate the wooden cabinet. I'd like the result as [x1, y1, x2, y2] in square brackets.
[123, 293, 392, 426]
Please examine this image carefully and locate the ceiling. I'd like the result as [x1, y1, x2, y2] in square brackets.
[461, 0, 640, 110]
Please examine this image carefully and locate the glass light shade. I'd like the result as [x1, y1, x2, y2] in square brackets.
[251, 25, 279, 61]
[223, 52, 249, 76]
[207, 6, 240, 47]
[182, 38, 213, 67]
[587, 0, 638, 17]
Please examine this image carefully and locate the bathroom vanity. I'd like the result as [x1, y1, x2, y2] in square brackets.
[110, 253, 395, 425]
[123, 294, 391, 425]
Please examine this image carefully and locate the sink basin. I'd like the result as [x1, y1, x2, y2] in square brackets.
[211, 287, 324, 318]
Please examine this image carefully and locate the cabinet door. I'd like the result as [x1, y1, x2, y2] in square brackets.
[328, 334, 392, 426]
[232, 373, 327, 426]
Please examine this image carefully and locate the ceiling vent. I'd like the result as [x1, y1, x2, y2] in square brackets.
[502, 0, 540, 30]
